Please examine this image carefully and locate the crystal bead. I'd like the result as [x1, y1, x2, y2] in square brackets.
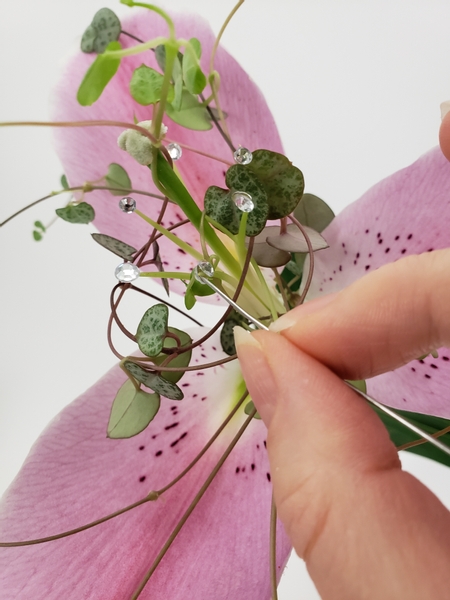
[233, 147, 253, 165]
[115, 262, 140, 282]
[119, 197, 136, 213]
[232, 191, 254, 213]
[167, 142, 182, 161]
[194, 261, 215, 283]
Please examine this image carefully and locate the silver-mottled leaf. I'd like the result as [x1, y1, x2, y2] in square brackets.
[91, 233, 136, 259]
[136, 304, 169, 357]
[124, 361, 184, 400]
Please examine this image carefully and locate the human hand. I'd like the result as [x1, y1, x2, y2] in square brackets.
[235, 234, 450, 594]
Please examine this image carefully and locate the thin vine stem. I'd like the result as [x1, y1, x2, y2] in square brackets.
[128, 283, 204, 326]
[133, 354, 237, 371]
[131, 406, 257, 599]
[270, 494, 279, 600]
[288, 214, 315, 304]
[272, 268, 290, 312]
[397, 425, 450, 451]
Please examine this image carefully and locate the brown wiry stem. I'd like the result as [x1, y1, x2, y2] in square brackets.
[272, 268, 290, 312]
[128, 283, 203, 326]
[0, 390, 249, 548]
[288, 214, 315, 305]
[397, 425, 450, 451]
[170, 236, 255, 355]
[131, 355, 237, 371]
[270, 494, 279, 600]
[131, 406, 257, 599]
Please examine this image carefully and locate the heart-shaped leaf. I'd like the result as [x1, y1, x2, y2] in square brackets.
[80, 8, 121, 54]
[105, 163, 132, 196]
[245, 149, 305, 219]
[124, 361, 184, 400]
[294, 193, 335, 232]
[266, 223, 328, 253]
[166, 90, 212, 131]
[77, 41, 122, 106]
[152, 328, 192, 383]
[130, 65, 174, 106]
[56, 202, 95, 224]
[91, 233, 136, 259]
[204, 186, 240, 235]
[107, 379, 160, 439]
[136, 304, 169, 357]
[220, 319, 241, 356]
[182, 37, 207, 94]
[225, 165, 269, 236]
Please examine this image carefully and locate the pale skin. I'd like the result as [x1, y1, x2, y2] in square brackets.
[234, 117, 450, 599]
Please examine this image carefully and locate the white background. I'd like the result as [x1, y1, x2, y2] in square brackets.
[2, 1, 450, 598]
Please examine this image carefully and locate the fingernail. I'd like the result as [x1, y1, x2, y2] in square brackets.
[269, 293, 337, 332]
[441, 100, 450, 120]
[233, 326, 278, 426]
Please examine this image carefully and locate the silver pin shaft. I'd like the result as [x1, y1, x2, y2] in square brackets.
[198, 274, 450, 459]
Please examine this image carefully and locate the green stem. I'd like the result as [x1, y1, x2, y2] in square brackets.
[135, 209, 203, 260]
[152, 41, 177, 140]
[120, 1, 175, 38]
[103, 36, 168, 59]
[152, 153, 241, 278]
[140, 271, 191, 280]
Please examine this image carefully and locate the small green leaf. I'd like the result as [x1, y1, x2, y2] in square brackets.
[60, 175, 69, 190]
[184, 270, 216, 309]
[246, 150, 305, 220]
[165, 90, 212, 131]
[152, 328, 192, 384]
[34, 220, 46, 232]
[105, 163, 132, 195]
[347, 379, 367, 394]
[172, 56, 184, 111]
[32, 230, 43, 241]
[56, 202, 95, 224]
[81, 8, 121, 54]
[182, 38, 206, 94]
[91, 233, 136, 259]
[124, 360, 184, 400]
[77, 41, 122, 106]
[294, 193, 335, 233]
[136, 304, 169, 357]
[244, 400, 261, 419]
[130, 65, 174, 106]
[107, 379, 160, 439]
[204, 187, 240, 235]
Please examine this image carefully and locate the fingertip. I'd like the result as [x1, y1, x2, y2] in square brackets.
[439, 106, 450, 161]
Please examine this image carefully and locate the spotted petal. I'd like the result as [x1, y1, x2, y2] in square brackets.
[0, 329, 290, 598]
[305, 147, 450, 416]
[52, 10, 283, 298]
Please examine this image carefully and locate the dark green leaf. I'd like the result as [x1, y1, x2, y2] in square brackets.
[124, 361, 184, 400]
[56, 202, 95, 224]
[204, 186, 240, 235]
[165, 90, 212, 131]
[136, 304, 169, 357]
[226, 165, 269, 236]
[294, 193, 335, 233]
[107, 379, 160, 439]
[374, 405, 450, 468]
[152, 328, 192, 384]
[77, 41, 122, 106]
[32, 230, 43, 241]
[220, 319, 241, 356]
[246, 150, 305, 220]
[130, 65, 174, 105]
[60, 175, 69, 190]
[105, 163, 132, 195]
[81, 8, 121, 54]
[91, 233, 136, 259]
[154, 44, 184, 73]
[182, 38, 206, 94]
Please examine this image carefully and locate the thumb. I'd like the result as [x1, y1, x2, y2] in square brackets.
[235, 327, 450, 599]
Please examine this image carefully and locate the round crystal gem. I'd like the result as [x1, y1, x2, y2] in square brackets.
[194, 261, 215, 283]
[115, 262, 140, 282]
[233, 147, 253, 165]
[232, 191, 254, 213]
[167, 142, 182, 161]
[119, 197, 136, 213]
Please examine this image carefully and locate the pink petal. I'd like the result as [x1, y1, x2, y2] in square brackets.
[52, 10, 283, 298]
[0, 329, 290, 598]
[306, 147, 450, 416]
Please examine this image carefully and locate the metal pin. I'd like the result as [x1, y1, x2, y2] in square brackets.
[197, 272, 450, 459]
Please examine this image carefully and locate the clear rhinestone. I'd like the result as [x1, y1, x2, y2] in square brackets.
[115, 262, 140, 282]
[167, 142, 182, 161]
[194, 261, 215, 283]
[233, 147, 253, 165]
[119, 197, 136, 213]
[232, 191, 254, 213]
